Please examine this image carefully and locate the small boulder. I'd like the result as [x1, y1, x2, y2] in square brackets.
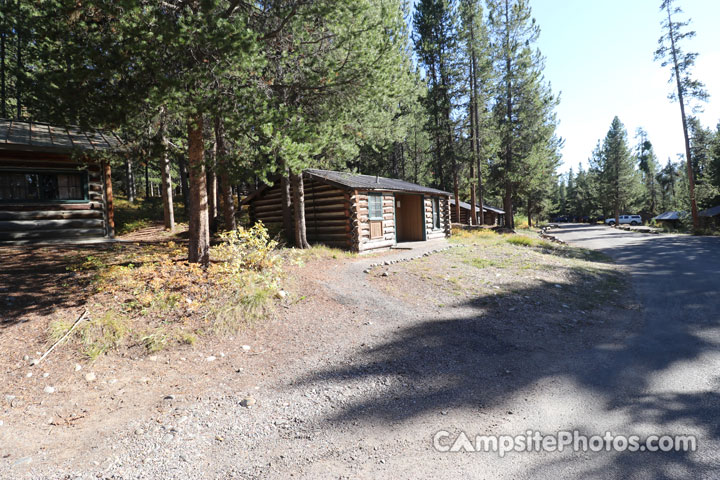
[43, 386, 55, 394]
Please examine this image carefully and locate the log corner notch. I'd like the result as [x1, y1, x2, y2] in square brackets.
[102, 159, 115, 238]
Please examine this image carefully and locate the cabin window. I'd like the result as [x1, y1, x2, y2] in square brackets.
[368, 193, 383, 220]
[432, 197, 441, 229]
[0, 171, 87, 202]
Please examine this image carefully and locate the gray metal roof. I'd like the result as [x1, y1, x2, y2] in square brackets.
[653, 211, 686, 221]
[449, 198, 505, 215]
[699, 205, 720, 217]
[0, 119, 122, 153]
[305, 169, 450, 196]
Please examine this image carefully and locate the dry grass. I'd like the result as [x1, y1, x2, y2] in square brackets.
[51, 225, 282, 359]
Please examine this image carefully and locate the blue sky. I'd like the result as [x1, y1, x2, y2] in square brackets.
[530, 0, 720, 174]
[409, 0, 720, 175]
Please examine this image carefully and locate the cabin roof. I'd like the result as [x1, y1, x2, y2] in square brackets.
[305, 169, 450, 196]
[699, 205, 720, 217]
[0, 119, 123, 153]
[449, 198, 505, 214]
[653, 211, 685, 221]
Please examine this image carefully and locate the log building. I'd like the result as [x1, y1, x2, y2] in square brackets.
[449, 198, 505, 226]
[0, 119, 121, 243]
[245, 169, 451, 252]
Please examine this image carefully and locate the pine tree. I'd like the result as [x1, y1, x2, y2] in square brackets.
[635, 128, 660, 216]
[655, 0, 709, 229]
[486, 0, 559, 230]
[413, 0, 461, 210]
[458, 0, 494, 224]
[593, 117, 640, 224]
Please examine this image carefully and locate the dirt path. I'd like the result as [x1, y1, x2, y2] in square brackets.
[2, 237, 682, 479]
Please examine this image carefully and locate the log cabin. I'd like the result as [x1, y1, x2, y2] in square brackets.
[245, 169, 451, 252]
[0, 119, 122, 243]
[449, 198, 506, 226]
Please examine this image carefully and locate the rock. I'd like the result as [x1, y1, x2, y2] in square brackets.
[134, 428, 144, 435]
[85, 372, 97, 382]
[0, 420, 4, 427]
[383, 261, 390, 266]
[148, 355, 158, 362]
[206, 356, 216, 362]
[180, 454, 189, 463]
[44, 386, 55, 394]
[219, 352, 225, 358]
[25, 372, 32, 378]
[42, 372, 50, 378]
[381, 272, 389, 277]
[554, 284, 563, 289]
[162, 433, 175, 443]
[108, 379, 118, 385]
[164, 394, 175, 401]
[74, 364, 82, 372]
[240, 396, 256, 408]
[13, 457, 32, 467]
[29, 359, 39, 366]
[363, 269, 370, 274]
[241, 345, 251, 351]
[23, 355, 29, 361]
[275, 290, 287, 299]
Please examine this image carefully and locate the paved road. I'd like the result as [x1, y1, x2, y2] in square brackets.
[545, 223, 720, 479]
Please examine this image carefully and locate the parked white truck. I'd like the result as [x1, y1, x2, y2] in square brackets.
[606, 215, 642, 226]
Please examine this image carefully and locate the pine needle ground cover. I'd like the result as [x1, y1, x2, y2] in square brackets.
[49, 224, 282, 359]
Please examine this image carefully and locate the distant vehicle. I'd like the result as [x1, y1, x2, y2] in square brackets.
[606, 215, 642, 226]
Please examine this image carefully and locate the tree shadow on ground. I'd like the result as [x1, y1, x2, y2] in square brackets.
[294, 233, 720, 477]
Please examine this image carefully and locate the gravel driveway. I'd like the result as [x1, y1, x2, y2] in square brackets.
[5, 230, 718, 479]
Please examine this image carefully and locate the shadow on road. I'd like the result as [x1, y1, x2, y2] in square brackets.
[294, 227, 720, 478]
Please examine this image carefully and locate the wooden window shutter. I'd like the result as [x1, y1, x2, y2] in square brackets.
[369, 220, 383, 239]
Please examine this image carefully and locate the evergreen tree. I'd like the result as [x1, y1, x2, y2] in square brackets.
[655, 0, 709, 229]
[635, 128, 660, 216]
[413, 0, 461, 214]
[591, 117, 640, 224]
[486, 0, 559, 230]
[458, 0, 494, 224]
[687, 117, 719, 209]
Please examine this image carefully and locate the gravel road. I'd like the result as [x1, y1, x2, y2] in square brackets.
[6, 229, 720, 479]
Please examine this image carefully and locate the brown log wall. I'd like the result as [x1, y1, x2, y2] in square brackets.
[250, 177, 351, 249]
[0, 152, 109, 241]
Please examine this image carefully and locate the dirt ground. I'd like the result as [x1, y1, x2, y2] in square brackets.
[0, 232, 640, 479]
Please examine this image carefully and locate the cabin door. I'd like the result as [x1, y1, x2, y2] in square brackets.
[395, 194, 424, 242]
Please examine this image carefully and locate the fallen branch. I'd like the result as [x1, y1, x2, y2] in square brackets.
[35, 309, 88, 366]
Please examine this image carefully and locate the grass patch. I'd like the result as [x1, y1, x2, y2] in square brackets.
[53, 224, 282, 359]
[49, 310, 130, 361]
[464, 257, 501, 269]
[140, 330, 169, 353]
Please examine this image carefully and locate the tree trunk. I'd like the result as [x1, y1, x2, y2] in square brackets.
[125, 155, 135, 203]
[527, 197, 532, 228]
[502, 0, 514, 231]
[280, 159, 293, 244]
[144, 161, 150, 199]
[207, 159, 217, 233]
[15, 23, 20, 118]
[187, 114, 210, 265]
[214, 117, 235, 231]
[1, 28, 5, 118]
[469, 164, 477, 226]
[665, 3, 699, 230]
[178, 154, 190, 211]
[290, 172, 310, 249]
[160, 115, 175, 232]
